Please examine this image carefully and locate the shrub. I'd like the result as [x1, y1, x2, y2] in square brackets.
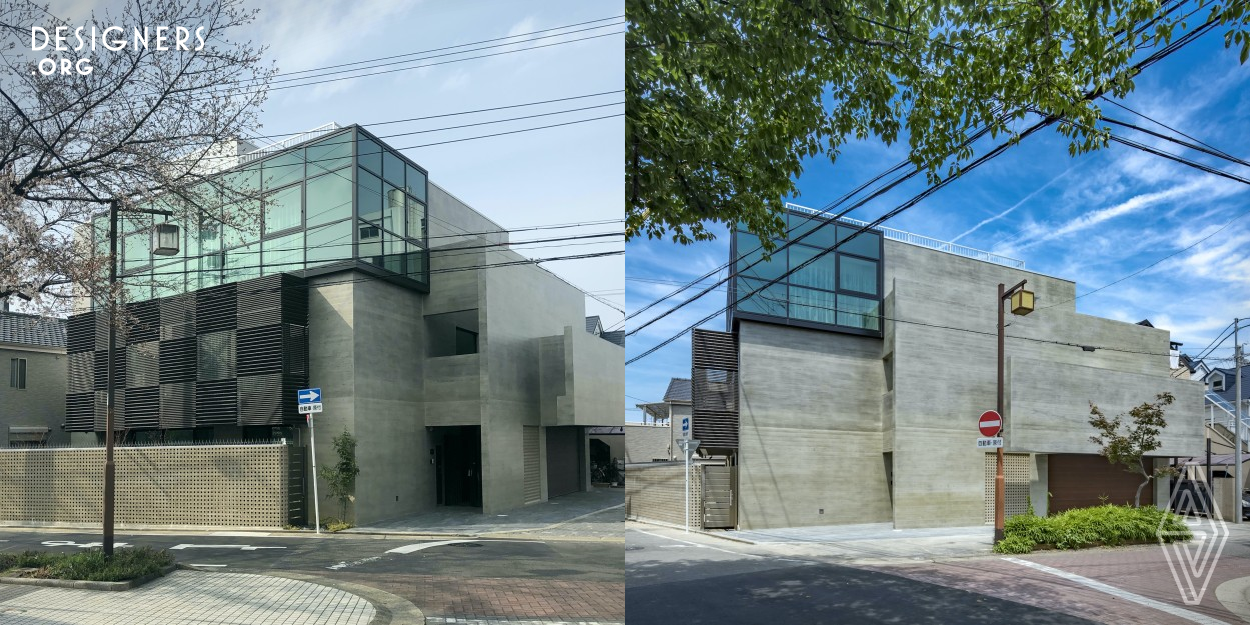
[0, 547, 174, 582]
[995, 504, 1191, 554]
[319, 516, 354, 532]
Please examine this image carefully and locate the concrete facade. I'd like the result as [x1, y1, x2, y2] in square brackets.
[302, 184, 623, 524]
[732, 230, 1205, 530]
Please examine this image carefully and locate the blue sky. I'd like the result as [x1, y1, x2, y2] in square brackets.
[625, 31, 1250, 420]
[45, 0, 625, 324]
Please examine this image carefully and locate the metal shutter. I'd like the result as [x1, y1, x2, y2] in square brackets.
[524, 426, 540, 503]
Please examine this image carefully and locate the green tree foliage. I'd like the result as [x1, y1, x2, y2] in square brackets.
[626, 1, 1250, 244]
[1088, 392, 1178, 508]
[319, 430, 361, 522]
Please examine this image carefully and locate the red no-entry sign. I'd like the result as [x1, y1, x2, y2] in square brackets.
[979, 410, 1002, 437]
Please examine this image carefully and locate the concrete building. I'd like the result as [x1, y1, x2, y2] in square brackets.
[693, 205, 1205, 530]
[63, 124, 623, 523]
[0, 311, 67, 447]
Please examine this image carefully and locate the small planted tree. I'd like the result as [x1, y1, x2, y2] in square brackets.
[318, 430, 360, 525]
[1088, 392, 1177, 507]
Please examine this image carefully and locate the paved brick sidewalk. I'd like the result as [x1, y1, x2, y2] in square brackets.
[326, 571, 624, 622]
[0, 570, 374, 625]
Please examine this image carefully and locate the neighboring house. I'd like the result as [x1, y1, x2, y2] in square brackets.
[689, 205, 1203, 531]
[1205, 366, 1249, 408]
[62, 124, 623, 522]
[629, 377, 692, 462]
[0, 311, 67, 447]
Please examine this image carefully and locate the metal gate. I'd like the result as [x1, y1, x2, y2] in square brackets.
[702, 464, 736, 529]
[287, 444, 307, 526]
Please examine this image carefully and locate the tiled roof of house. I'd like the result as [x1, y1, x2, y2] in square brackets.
[664, 377, 692, 403]
[0, 311, 66, 348]
[585, 316, 602, 334]
[1209, 367, 1249, 404]
[601, 330, 625, 347]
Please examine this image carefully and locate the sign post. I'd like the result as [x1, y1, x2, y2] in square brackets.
[298, 388, 323, 534]
[977, 410, 1004, 448]
[677, 438, 700, 533]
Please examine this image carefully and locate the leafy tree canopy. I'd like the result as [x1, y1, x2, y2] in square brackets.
[626, 0, 1250, 245]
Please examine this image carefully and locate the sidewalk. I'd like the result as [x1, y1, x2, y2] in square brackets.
[351, 487, 624, 540]
[666, 521, 996, 563]
[0, 569, 389, 625]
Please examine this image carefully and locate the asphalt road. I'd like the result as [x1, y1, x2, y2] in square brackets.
[626, 527, 1098, 625]
[0, 529, 624, 622]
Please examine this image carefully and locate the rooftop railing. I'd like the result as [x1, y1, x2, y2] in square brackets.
[785, 202, 1026, 269]
[239, 122, 343, 165]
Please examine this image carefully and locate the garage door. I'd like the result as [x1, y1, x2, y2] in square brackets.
[546, 426, 581, 499]
[1048, 454, 1154, 513]
[523, 426, 540, 503]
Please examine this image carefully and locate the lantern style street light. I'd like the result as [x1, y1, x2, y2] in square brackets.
[995, 279, 1034, 544]
[102, 202, 177, 557]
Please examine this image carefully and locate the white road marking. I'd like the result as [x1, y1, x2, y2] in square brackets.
[385, 539, 532, 554]
[326, 556, 382, 570]
[42, 541, 130, 549]
[631, 529, 761, 558]
[1004, 557, 1229, 625]
[188, 564, 228, 567]
[168, 544, 286, 551]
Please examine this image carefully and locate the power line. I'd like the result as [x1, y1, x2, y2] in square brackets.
[624, 9, 1222, 366]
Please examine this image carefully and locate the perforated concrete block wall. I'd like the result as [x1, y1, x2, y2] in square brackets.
[0, 444, 289, 528]
[984, 452, 1032, 522]
[625, 462, 703, 528]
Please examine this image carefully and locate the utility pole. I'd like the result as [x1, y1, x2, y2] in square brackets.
[1236, 318, 1243, 524]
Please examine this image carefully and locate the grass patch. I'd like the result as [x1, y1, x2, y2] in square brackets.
[0, 547, 174, 582]
[994, 504, 1192, 554]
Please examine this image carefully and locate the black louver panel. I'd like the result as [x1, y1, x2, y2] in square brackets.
[238, 373, 284, 425]
[93, 349, 125, 392]
[238, 274, 285, 329]
[159, 381, 195, 429]
[65, 392, 94, 432]
[127, 342, 160, 388]
[196, 282, 237, 333]
[159, 337, 196, 383]
[124, 386, 160, 429]
[93, 389, 125, 431]
[68, 352, 93, 393]
[692, 328, 739, 449]
[159, 293, 196, 340]
[195, 378, 237, 426]
[126, 299, 160, 344]
[67, 312, 95, 354]
[237, 324, 284, 376]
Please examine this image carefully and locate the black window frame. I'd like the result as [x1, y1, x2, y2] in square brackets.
[10, 357, 27, 389]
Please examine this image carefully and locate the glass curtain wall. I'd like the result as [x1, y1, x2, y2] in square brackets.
[731, 211, 883, 333]
[95, 127, 431, 308]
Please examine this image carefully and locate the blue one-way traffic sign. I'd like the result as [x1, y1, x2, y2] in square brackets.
[298, 388, 323, 414]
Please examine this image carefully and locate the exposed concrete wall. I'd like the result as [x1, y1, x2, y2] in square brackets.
[882, 240, 1201, 528]
[0, 444, 290, 528]
[625, 424, 671, 463]
[427, 183, 507, 247]
[737, 320, 891, 529]
[0, 346, 67, 447]
[346, 276, 431, 525]
[306, 277, 357, 523]
[625, 462, 702, 527]
[541, 326, 625, 427]
[1009, 357, 1205, 456]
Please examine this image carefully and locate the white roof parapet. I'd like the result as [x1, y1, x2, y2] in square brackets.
[238, 122, 343, 165]
[784, 202, 1026, 270]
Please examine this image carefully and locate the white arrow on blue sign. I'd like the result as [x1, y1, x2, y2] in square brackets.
[298, 388, 321, 404]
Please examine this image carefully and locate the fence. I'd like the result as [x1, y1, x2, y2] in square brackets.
[0, 443, 298, 528]
[626, 461, 703, 528]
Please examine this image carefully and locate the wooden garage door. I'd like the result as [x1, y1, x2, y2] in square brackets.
[523, 426, 540, 503]
[1048, 454, 1154, 513]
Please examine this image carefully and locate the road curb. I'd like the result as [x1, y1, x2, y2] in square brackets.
[0, 563, 175, 591]
[181, 565, 425, 625]
[627, 518, 758, 545]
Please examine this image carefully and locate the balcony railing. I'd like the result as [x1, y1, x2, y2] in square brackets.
[239, 123, 343, 165]
[785, 202, 1026, 269]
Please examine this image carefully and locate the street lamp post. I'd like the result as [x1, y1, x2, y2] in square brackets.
[102, 202, 177, 557]
[996, 279, 1034, 544]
